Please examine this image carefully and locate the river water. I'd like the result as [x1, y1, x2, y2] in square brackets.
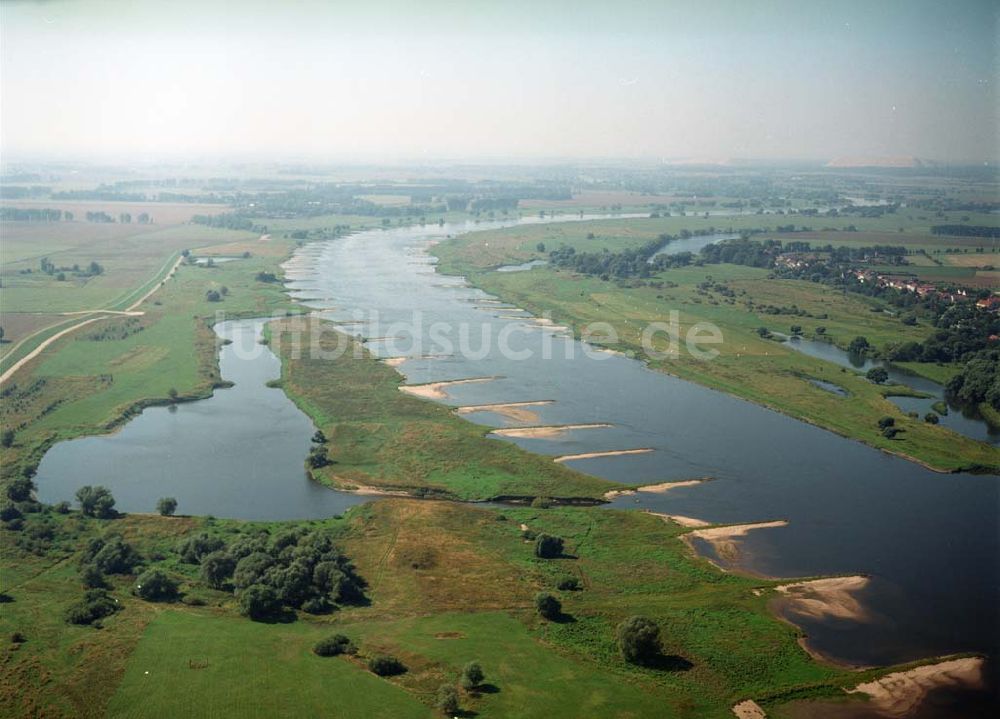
[32, 215, 999, 676]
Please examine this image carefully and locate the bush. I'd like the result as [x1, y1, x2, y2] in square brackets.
[535, 592, 561, 620]
[301, 595, 332, 614]
[617, 616, 662, 666]
[530, 496, 552, 509]
[313, 633, 355, 657]
[883, 426, 902, 439]
[461, 661, 484, 690]
[75, 485, 116, 518]
[556, 576, 581, 591]
[6, 477, 35, 502]
[534, 534, 564, 559]
[83, 536, 141, 575]
[80, 564, 107, 589]
[877, 416, 896, 429]
[238, 583, 281, 620]
[199, 551, 236, 589]
[65, 589, 119, 625]
[436, 684, 460, 714]
[0, 502, 23, 523]
[53, 501, 70, 514]
[866, 367, 889, 385]
[176, 533, 225, 564]
[133, 569, 179, 601]
[924, 413, 940, 424]
[156, 497, 178, 516]
[368, 655, 406, 676]
[0, 430, 14, 448]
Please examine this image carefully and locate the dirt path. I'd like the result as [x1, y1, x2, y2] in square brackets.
[0, 255, 183, 385]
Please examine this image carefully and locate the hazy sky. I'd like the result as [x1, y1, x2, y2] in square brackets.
[1, 0, 997, 162]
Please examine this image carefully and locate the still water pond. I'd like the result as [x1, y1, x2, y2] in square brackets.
[35, 320, 368, 520]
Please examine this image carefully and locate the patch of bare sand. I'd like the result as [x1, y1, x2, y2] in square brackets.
[454, 400, 554, 423]
[554, 448, 653, 463]
[774, 576, 871, 622]
[490, 423, 612, 439]
[848, 657, 985, 718]
[731, 699, 767, 719]
[685, 520, 788, 564]
[603, 478, 706, 500]
[399, 376, 499, 400]
[380, 357, 408, 367]
[646, 512, 710, 528]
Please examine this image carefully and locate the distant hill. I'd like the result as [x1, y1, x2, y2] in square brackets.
[825, 156, 931, 168]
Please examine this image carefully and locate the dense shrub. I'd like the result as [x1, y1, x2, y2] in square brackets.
[156, 497, 177, 516]
[436, 684, 459, 714]
[535, 592, 561, 620]
[237, 583, 281, 620]
[313, 633, 355, 657]
[65, 589, 119, 625]
[75, 486, 116, 518]
[133, 569, 179, 601]
[0, 503, 23, 523]
[617, 616, 662, 666]
[460, 661, 484, 690]
[6, 477, 35, 502]
[199, 551, 236, 589]
[82, 536, 142, 575]
[556, 576, 581, 591]
[80, 564, 107, 589]
[534, 534, 564, 559]
[176, 533, 225, 564]
[368, 655, 406, 676]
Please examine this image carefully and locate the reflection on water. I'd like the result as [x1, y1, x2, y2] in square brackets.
[35, 319, 368, 520]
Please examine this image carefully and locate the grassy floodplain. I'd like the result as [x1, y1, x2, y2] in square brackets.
[3, 495, 881, 718]
[432, 217, 1000, 473]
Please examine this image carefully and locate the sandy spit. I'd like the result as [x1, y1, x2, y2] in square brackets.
[380, 357, 409, 367]
[490, 423, 612, 439]
[554, 448, 653, 463]
[773, 575, 871, 622]
[454, 400, 554, 424]
[399, 376, 500, 400]
[847, 657, 985, 718]
[603, 478, 707, 500]
[646, 512, 711, 528]
[731, 699, 767, 719]
[682, 520, 789, 566]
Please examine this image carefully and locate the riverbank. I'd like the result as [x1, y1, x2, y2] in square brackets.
[431, 222, 999, 473]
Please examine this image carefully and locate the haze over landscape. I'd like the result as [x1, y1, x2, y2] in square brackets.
[2, 0, 997, 162]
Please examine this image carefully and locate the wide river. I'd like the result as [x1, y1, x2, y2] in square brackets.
[35, 215, 999, 676]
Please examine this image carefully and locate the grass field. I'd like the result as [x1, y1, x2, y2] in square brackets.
[2, 499, 868, 718]
[433, 219, 1000, 472]
[271, 318, 619, 501]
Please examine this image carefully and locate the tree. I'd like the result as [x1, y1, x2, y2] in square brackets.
[307, 445, 330, 469]
[311, 429, 327, 444]
[534, 534, 564, 559]
[176, 533, 224, 563]
[1, 429, 14, 448]
[924, 413, 940, 424]
[156, 497, 177, 516]
[461, 661, 484, 690]
[535, 592, 561, 620]
[756, 326, 770, 338]
[168, 387, 179, 402]
[866, 367, 889, 384]
[790, 325, 802, 335]
[877, 416, 895, 429]
[200, 551, 236, 589]
[238, 583, 281, 620]
[85, 536, 141, 574]
[133, 569, 178, 601]
[6, 476, 35, 502]
[617, 616, 662, 666]
[436, 684, 460, 715]
[233, 552, 274, 589]
[536, 242, 546, 253]
[205, 289, 222, 302]
[848, 336, 870, 355]
[75, 485, 116, 518]
[65, 589, 119, 625]
[313, 633, 355, 656]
